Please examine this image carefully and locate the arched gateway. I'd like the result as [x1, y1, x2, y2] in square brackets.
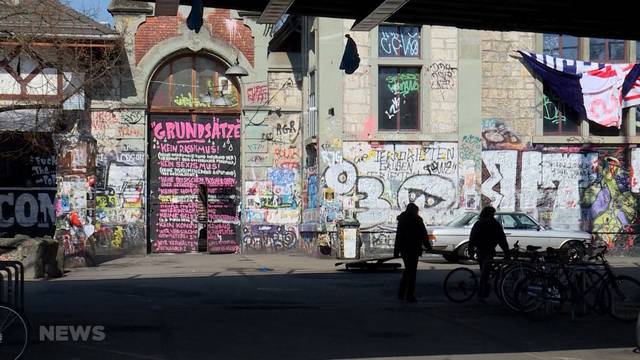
[147, 53, 241, 253]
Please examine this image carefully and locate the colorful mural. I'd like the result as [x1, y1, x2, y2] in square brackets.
[481, 144, 640, 253]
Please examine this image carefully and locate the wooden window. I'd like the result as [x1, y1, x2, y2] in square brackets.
[378, 25, 421, 58]
[590, 38, 627, 63]
[588, 38, 628, 136]
[542, 86, 581, 135]
[378, 66, 420, 131]
[543, 34, 579, 59]
[308, 71, 317, 137]
[542, 34, 582, 135]
[148, 54, 240, 113]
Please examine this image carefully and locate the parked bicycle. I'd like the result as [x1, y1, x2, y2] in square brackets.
[443, 241, 526, 303]
[443, 241, 640, 322]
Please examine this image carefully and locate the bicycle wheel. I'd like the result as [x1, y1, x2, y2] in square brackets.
[574, 269, 607, 315]
[0, 305, 28, 360]
[443, 267, 478, 303]
[602, 275, 640, 322]
[499, 264, 536, 312]
[515, 274, 566, 317]
[492, 263, 507, 301]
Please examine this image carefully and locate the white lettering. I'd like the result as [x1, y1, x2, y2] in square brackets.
[15, 193, 38, 227]
[39, 326, 55, 342]
[69, 326, 92, 342]
[92, 326, 106, 341]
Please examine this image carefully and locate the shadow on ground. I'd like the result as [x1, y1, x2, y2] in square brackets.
[20, 265, 640, 360]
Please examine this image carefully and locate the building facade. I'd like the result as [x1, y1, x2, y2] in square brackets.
[96, 1, 304, 258]
[0, 0, 119, 269]
[4, 0, 640, 265]
[299, 20, 640, 257]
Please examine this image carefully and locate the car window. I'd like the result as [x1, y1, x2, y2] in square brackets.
[446, 212, 478, 227]
[513, 214, 538, 229]
[501, 215, 518, 229]
[465, 215, 479, 227]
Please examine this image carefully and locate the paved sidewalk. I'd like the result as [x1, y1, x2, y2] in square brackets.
[39, 252, 640, 282]
[49, 253, 347, 280]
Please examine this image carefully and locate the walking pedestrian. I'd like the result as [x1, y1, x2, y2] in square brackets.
[468, 206, 510, 301]
[394, 203, 430, 303]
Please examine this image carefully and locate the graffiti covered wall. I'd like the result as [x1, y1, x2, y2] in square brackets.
[54, 128, 96, 267]
[243, 113, 301, 252]
[481, 142, 640, 253]
[91, 110, 146, 254]
[323, 141, 460, 229]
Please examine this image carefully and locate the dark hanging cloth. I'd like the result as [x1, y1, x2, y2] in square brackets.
[339, 34, 360, 74]
[187, 0, 204, 33]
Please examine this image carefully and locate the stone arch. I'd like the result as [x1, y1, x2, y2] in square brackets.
[135, 31, 254, 105]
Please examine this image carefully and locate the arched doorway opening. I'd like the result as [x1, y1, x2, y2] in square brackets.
[147, 53, 242, 254]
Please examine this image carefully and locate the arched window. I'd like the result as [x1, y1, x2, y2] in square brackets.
[148, 54, 240, 112]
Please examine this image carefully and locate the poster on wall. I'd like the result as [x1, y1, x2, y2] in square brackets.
[0, 134, 56, 238]
[148, 115, 241, 253]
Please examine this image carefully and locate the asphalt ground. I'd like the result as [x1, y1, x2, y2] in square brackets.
[12, 253, 640, 360]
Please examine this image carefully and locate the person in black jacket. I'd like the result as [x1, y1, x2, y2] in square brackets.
[394, 203, 430, 303]
[468, 206, 510, 300]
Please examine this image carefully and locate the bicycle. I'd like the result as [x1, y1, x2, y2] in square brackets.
[443, 241, 531, 304]
[509, 245, 640, 322]
[443, 255, 512, 303]
[0, 303, 28, 360]
[547, 245, 608, 317]
[588, 246, 640, 322]
[511, 248, 567, 318]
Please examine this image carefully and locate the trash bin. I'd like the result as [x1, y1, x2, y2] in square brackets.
[336, 219, 361, 259]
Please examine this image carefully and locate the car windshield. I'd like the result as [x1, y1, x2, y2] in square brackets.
[498, 213, 539, 229]
[446, 212, 478, 227]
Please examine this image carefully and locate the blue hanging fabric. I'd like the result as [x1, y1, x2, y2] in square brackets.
[339, 34, 360, 74]
[187, 0, 204, 33]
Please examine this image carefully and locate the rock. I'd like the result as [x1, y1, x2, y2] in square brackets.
[0, 236, 63, 279]
[35, 239, 62, 278]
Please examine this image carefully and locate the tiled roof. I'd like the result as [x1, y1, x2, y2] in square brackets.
[0, 0, 118, 40]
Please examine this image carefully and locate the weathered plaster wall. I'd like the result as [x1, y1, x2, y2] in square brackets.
[90, 109, 146, 255]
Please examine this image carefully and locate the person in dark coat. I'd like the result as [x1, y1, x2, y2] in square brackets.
[394, 203, 430, 303]
[468, 206, 510, 300]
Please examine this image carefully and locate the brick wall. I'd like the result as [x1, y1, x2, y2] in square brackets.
[134, 10, 254, 66]
[134, 16, 180, 64]
[207, 9, 254, 66]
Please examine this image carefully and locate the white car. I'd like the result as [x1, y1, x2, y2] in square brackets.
[427, 211, 592, 262]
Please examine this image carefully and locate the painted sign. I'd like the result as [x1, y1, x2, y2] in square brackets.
[148, 115, 241, 253]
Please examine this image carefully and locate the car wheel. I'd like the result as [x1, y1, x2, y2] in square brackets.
[457, 243, 477, 261]
[442, 254, 459, 263]
[561, 241, 585, 262]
